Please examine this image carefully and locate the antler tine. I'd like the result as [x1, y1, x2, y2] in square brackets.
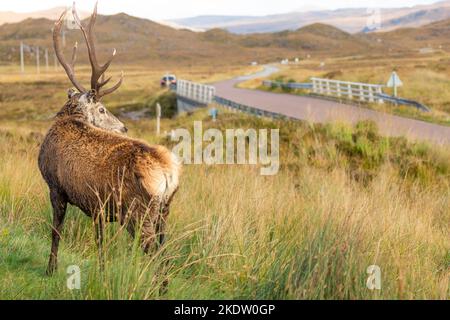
[85, 2, 117, 79]
[72, 3, 97, 86]
[98, 75, 112, 89]
[53, 10, 86, 93]
[97, 72, 124, 98]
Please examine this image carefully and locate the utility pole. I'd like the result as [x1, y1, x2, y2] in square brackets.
[36, 46, 40, 74]
[45, 49, 49, 72]
[20, 42, 25, 73]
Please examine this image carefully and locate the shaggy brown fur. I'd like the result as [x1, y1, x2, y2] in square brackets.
[39, 99, 181, 275]
[39, 4, 181, 276]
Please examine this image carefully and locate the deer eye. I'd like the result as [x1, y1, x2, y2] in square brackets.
[99, 108, 106, 114]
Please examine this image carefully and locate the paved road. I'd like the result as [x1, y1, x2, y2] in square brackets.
[214, 66, 450, 145]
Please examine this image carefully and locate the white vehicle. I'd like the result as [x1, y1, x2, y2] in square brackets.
[161, 74, 177, 87]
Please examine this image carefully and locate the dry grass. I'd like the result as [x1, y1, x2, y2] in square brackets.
[0, 64, 258, 121]
[0, 108, 449, 299]
[0, 60, 448, 300]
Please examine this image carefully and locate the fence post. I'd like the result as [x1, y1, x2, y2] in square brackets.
[45, 49, 49, 72]
[377, 87, 384, 104]
[36, 46, 40, 74]
[369, 86, 374, 102]
[20, 42, 25, 73]
[348, 84, 352, 99]
[359, 85, 364, 101]
[337, 82, 342, 97]
[326, 80, 331, 95]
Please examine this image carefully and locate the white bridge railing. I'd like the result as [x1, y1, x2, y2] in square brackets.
[176, 79, 215, 105]
[311, 77, 384, 104]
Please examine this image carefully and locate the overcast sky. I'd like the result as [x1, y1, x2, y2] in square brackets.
[0, 0, 442, 20]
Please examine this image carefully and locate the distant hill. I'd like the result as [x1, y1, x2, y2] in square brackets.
[170, 0, 450, 34]
[171, 15, 253, 30]
[236, 23, 379, 53]
[1, 11, 449, 67]
[363, 17, 450, 51]
[0, 13, 385, 66]
[381, 6, 450, 31]
[0, 13, 254, 66]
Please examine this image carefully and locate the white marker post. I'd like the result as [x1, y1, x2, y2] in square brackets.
[156, 103, 161, 136]
[20, 42, 25, 73]
[387, 71, 403, 97]
[45, 49, 49, 72]
[36, 46, 40, 74]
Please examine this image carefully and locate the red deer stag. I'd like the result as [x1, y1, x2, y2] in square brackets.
[39, 3, 181, 275]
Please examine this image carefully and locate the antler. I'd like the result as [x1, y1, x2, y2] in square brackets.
[53, 10, 86, 93]
[72, 2, 123, 98]
[53, 2, 123, 99]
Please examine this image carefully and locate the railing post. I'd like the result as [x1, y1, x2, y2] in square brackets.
[369, 86, 374, 103]
[377, 86, 384, 104]
[200, 85, 204, 104]
[337, 81, 342, 97]
[326, 80, 331, 95]
[312, 78, 318, 94]
[348, 84, 352, 99]
[359, 85, 365, 101]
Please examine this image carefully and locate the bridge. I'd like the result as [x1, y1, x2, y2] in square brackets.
[175, 66, 450, 145]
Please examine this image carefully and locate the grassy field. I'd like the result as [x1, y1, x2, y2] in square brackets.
[0, 63, 449, 300]
[0, 64, 259, 121]
[0, 109, 449, 299]
[239, 53, 450, 126]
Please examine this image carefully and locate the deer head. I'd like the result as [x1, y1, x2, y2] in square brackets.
[54, 2, 127, 134]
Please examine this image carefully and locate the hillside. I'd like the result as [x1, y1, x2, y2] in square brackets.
[382, 6, 450, 31]
[0, 13, 385, 67]
[0, 13, 259, 66]
[363, 18, 450, 52]
[237, 23, 379, 54]
[1, 12, 450, 67]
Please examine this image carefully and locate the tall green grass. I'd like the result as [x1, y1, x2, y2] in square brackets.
[0, 111, 449, 299]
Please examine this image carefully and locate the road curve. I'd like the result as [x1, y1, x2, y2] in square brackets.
[214, 66, 450, 145]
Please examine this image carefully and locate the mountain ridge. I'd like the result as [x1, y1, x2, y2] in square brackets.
[0, 12, 448, 67]
[170, 0, 450, 34]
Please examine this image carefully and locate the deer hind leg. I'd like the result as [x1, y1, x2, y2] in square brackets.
[140, 216, 158, 254]
[156, 188, 178, 247]
[124, 212, 157, 254]
[155, 209, 170, 296]
[46, 190, 67, 276]
[94, 212, 105, 272]
[156, 189, 179, 296]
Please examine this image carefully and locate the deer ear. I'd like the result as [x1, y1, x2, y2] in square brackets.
[67, 89, 77, 99]
[86, 89, 97, 103]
